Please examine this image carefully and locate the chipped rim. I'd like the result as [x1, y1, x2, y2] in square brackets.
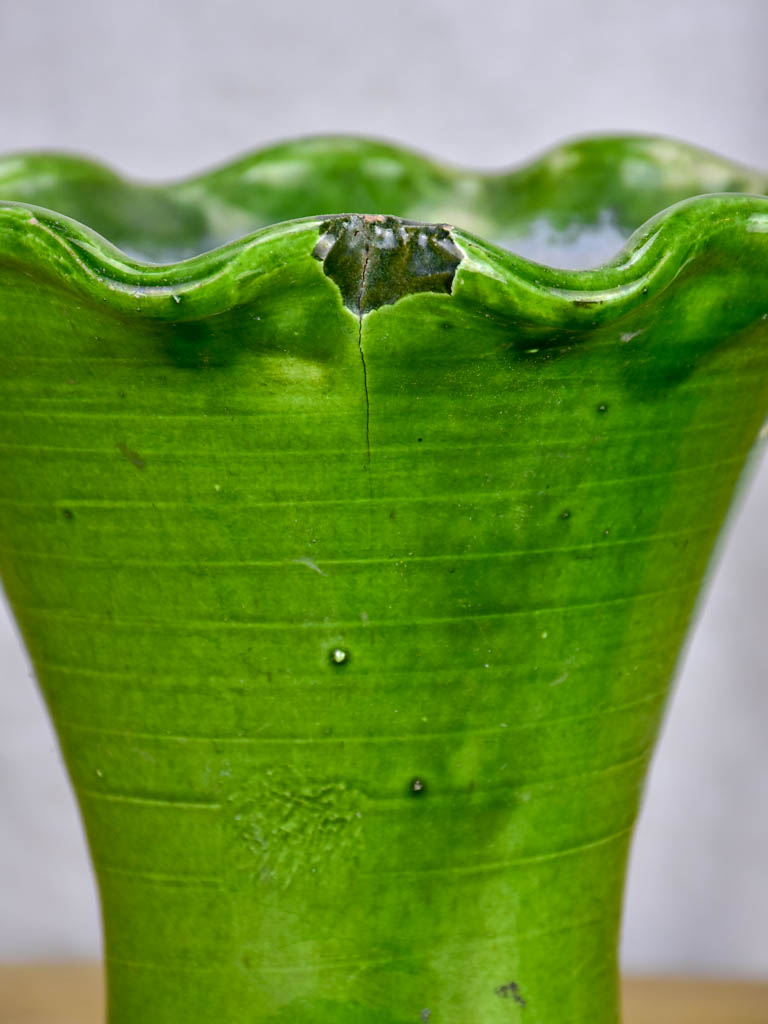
[0, 134, 766, 328]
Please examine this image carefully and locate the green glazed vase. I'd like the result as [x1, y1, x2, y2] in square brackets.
[1, 135, 767, 1024]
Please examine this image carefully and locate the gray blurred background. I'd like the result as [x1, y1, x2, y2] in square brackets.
[0, 0, 767, 976]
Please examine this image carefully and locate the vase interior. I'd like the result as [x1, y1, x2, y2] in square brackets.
[0, 136, 764, 267]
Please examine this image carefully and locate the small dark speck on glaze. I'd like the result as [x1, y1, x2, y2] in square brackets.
[117, 441, 146, 470]
[417, 437, 423, 443]
[495, 980, 526, 1007]
[560, 509, 571, 520]
[62, 508, 74, 520]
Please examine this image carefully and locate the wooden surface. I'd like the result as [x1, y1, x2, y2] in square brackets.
[1, 966, 768, 1023]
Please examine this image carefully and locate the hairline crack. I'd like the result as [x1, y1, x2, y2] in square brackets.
[357, 245, 372, 469]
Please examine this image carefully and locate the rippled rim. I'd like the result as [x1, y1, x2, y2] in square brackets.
[0, 135, 766, 327]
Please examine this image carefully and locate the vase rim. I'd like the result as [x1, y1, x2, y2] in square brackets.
[0, 133, 766, 328]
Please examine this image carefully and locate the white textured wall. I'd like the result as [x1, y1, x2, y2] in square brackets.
[0, 0, 766, 975]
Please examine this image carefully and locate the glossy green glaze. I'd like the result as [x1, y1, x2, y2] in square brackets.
[0, 136, 767, 1024]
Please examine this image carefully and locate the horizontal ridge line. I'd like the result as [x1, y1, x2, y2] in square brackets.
[78, 788, 220, 810]
[58, 688, 668, 745]
[0, 522, 716, 568]
[15, 579, 701, 630]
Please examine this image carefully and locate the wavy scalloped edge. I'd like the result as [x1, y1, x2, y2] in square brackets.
[0, 134, 766, 327]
